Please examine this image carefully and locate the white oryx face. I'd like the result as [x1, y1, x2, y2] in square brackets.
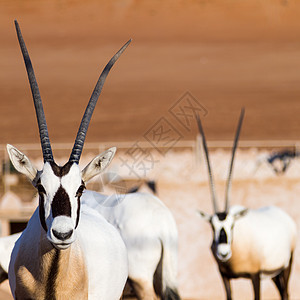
[7, 144, 116, 250]
[37, 162, 83, 249]
[211, 212, 235, 262]
[199, 208, 248, 262]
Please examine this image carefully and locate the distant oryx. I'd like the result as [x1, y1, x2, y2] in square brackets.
[7, 21, 130, 299]
[197, 110, 297, 300]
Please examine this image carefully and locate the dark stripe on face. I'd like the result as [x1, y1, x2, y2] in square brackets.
[50, 161, 73, 177]
[36, 178, 48, 232]
[219, 228, 228, 244]
[45, 248, 60, 300]
[52, 186, 71, 218]
[75, 181, 85, 228]
[217, 212, 227, 221]
[39, 195, 47, 232]
[75, 197, 80, 228]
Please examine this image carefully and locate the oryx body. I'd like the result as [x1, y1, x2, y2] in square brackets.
[82, 190, 181, 300]
[210, 205, 296, 281]
[197, 110, 297, 300]
[8, 20, 130, 299]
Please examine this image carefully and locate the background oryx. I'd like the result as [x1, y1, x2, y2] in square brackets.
[197, 110, 297, 300]
[82, 190, 181, 300]
[7, 21, 130, 299]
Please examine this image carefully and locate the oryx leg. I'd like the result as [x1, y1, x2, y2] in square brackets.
[283, 253, 293, 297]
[251, 273, 260, 300]
[220, 273, 232, 300]
[130, 279, 158, 300]
[272, 254, 293, 300]
[272, 272, 288, 300]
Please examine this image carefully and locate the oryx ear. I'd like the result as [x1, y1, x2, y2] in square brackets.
[81, 147, 116, 183]
[197, 210, 212, 222]
[234, 208, 248, 220]
[6, 144, 37, 181]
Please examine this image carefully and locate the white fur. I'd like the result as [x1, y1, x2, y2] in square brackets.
[82, 190, 180, 297]
[229, 205, 297, 276]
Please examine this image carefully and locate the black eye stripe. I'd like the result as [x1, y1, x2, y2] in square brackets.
[37, 184, 46, 195]
[76, 184, 85, 198]
[75, 197, 80, 229]
[39, 195, 47, 232]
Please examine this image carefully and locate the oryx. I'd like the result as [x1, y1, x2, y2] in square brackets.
[7, 20, 130, 300]
[197, 110, 297, 300]
[82, 190, 181, 300]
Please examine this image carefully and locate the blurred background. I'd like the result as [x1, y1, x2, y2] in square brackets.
[0, 0, 300, 299]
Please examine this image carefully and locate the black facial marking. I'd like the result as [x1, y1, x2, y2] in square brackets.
[50, 161, 73, 177]
[76, 183, 85, 198]
[36, 178, 48, 231]
[52, 186, 71, 218]
[39, 195, 47, 232]
[37, 184, 46, 195]
[217, 212, 227, 221]
[75, 181, 85, 228]
[219, 228, 228, 244]
[75, 197, 80, 229]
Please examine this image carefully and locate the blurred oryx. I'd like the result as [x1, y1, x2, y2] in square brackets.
[82, 189, 181, 300]
[197, 109, 297, 300]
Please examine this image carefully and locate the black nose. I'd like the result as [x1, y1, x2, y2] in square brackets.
[52, 229, 73, 241]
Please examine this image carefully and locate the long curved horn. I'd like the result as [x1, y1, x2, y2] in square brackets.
[69, 39, 131, 163]
[196, 115, 219, 213]
[224, 108, 245, 212]
[14, 20, 54, 162]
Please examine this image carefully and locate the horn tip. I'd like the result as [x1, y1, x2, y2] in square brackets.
[123, 39, 132, 49]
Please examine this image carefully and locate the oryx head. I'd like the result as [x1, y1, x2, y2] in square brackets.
[7, 21, 130, 250]
[197, 109, 248, 262]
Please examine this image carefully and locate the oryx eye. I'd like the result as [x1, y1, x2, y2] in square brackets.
[37, 184, 46, 195]
[76, 184, 85, 198]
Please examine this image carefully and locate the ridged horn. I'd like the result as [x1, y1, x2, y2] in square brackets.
[69, 39, 131, 163]
[15, 20, 54, 162]
[224, 108, 245, 212]
[196, 114, 219, 213]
